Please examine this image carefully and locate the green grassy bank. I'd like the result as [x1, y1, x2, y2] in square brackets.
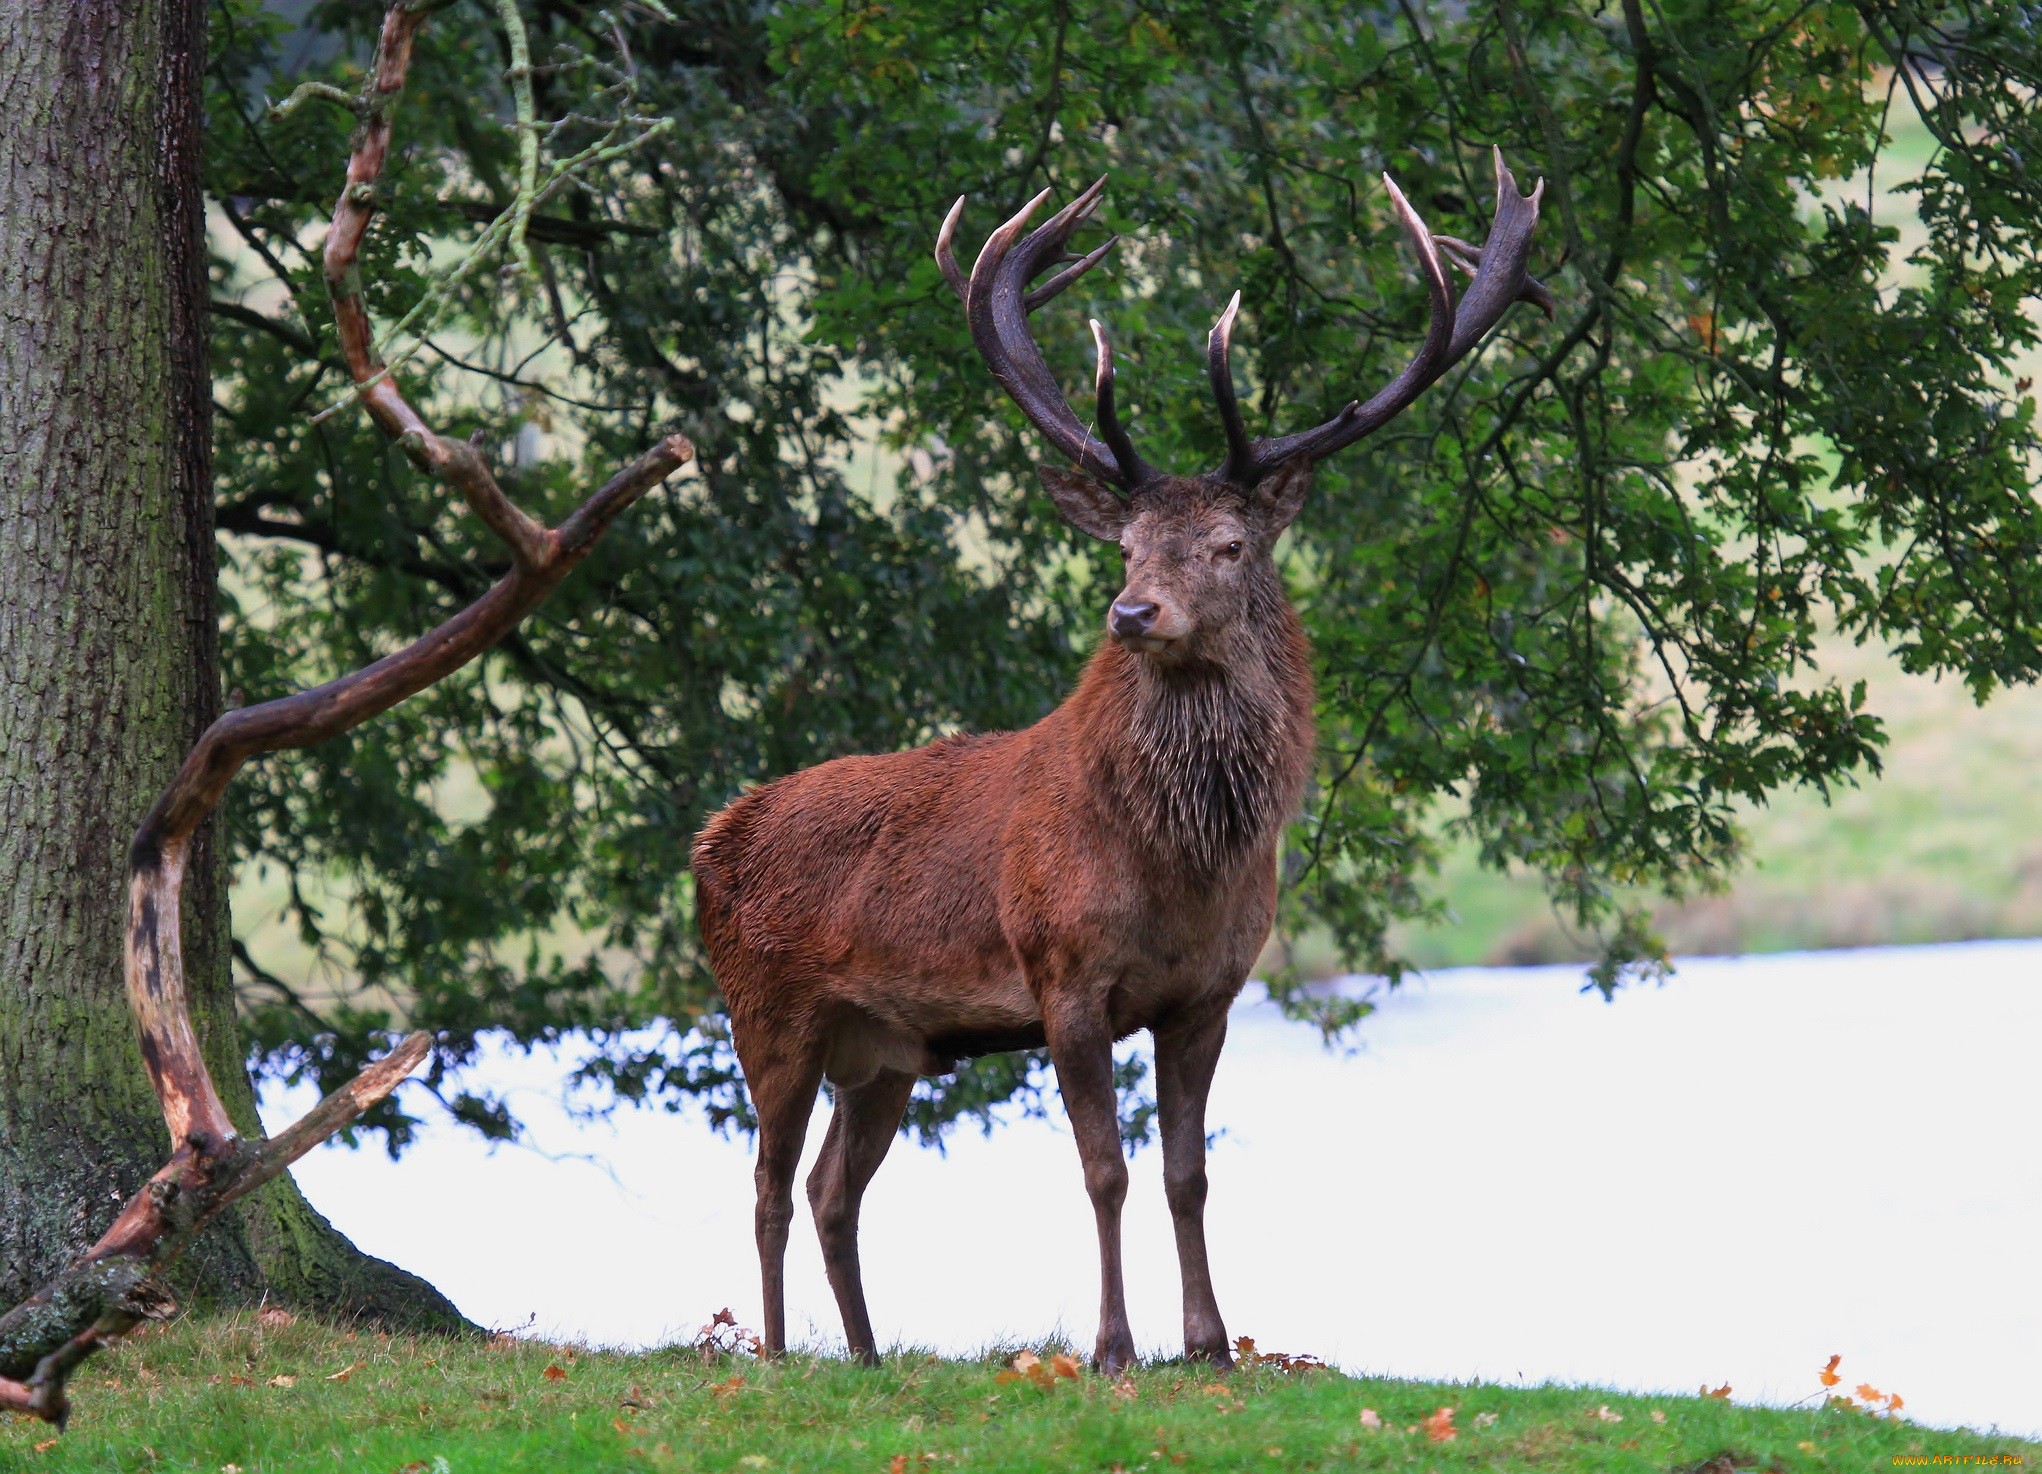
[5, 1315, 2032, 1473]
[1386, 630, 2042, 969]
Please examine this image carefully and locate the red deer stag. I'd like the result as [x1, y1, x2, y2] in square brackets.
[692, 151, 1549, 1372]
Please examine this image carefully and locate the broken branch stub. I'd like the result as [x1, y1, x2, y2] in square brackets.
[0, 0, 691, 1428]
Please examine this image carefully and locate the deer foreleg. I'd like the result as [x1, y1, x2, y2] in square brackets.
[806, 1069, 915, 1365]
[1155, 1002, 1233, 1367]
[1044, 1001, 1137, 1373]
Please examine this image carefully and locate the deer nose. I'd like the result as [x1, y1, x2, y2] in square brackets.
[1110, 599, 1159, 637]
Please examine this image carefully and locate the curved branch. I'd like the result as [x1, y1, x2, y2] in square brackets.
[0, 0, 691, 1428]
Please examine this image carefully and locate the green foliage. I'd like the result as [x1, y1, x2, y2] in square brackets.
[14, 1314, 2033, 1471]
[204, 0, 2042, 1147]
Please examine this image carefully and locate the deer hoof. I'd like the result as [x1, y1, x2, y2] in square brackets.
[1094, 1338, 1138, 1376]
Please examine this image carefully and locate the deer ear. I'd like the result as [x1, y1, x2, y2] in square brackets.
[1037, 465, 1132, 541]
[1252, 454, 1314, 533]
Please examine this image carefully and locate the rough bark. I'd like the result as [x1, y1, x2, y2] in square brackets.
[0, 0, 458, 1329]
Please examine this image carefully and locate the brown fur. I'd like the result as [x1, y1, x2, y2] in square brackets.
[693, 465, 1318, 1371]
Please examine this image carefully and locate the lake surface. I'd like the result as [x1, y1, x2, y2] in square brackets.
[262, 938, 2042, 1438]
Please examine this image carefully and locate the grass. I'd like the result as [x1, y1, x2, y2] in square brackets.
[4, 1315, 2034, 1473]
[1384, 630, 2042, 969]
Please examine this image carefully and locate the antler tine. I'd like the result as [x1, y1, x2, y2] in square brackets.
[935, 196, 969, 304]
[1437, 147, 1549, 355]
[1089, 317, 1152, 486]
[1207, 292, 1256, 484]
[1027, 233, 1118, 311]
[1240, 173, 1456, 480]
[951, 177, 1153, 489]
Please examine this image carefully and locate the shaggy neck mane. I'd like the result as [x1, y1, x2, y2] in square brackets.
[1079, 591, 1314, 875]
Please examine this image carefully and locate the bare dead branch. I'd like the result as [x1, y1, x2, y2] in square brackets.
[0, 0, 691, 1428]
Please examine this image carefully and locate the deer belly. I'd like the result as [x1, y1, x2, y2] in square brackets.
[823, 959, 1040, 1086]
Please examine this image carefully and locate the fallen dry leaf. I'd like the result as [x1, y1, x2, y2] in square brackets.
[1595, 1405, 1622, 1423]
[1358, 1408, 1382, 1431]
[1887, 1393, 1905, 1413]
[267, 1374, 297, 1389]
[1231, 1333, 1327, 1373]
[996, 1351, 1060, 1390]
[1474, 1411, 1499, 1429]
[33, 1440, 58, 1454]
[257, 1307, 296, 1330]
[1819, 1353, 1842, 1389]
[1423, 1406, 1457, 1443]
[1651, 1410, 1667, 1424]
[1701, 1382, 1732, 1400]
[227, 1375, 255, 1388]
[739, 1458, 768, 1470]
[327, 1363, 359, 1383]
[1111, 1373, 1137, 1402]
[1857, 1383, 1883, 1404]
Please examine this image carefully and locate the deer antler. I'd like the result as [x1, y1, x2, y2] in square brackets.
[939, 153, 1550, 495]
[0, 1, 689, 1429]
[936, 179, 1155, 490]
[1216, 149, 1552, 485]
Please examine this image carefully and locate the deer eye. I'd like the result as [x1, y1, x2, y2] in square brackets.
[1218, 539, 1244, 560]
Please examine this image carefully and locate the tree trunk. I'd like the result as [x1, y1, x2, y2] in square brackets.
[0, 0, 462, 1331]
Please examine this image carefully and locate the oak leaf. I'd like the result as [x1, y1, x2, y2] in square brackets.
[1050, 1353, 1080, 1381]
[1819, 1354, 1841, 1388]
[542, 1364, 568, 1382]
[1422, 1406, 1457, 1442]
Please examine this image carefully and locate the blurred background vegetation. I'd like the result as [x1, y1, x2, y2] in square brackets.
[207, 0, 2042, 1150]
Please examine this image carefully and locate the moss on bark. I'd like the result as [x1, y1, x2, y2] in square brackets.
[0, 0, 466, 1335]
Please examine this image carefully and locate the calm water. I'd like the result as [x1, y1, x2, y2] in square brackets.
[264, 939, 2042, 1437]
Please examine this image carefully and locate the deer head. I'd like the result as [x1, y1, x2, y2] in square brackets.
[935, 152, 1552, 663]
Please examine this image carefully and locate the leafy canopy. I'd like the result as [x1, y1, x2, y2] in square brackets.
[204, 0, 2042, 1149]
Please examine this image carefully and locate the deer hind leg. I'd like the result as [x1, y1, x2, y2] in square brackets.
[1154, 1002, 1233, 1367]
[1043, 997, 1138, 1374]
[737, 1025, 825, 1357]
[806, 1068, 915, 1366]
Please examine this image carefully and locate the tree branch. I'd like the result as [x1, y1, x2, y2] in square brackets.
[0, 0, 691, 1428]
